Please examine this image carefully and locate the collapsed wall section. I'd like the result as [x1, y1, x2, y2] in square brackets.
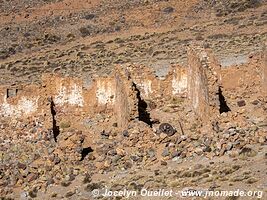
[126, 64, 188, 101]
[263, 44, 267, 94]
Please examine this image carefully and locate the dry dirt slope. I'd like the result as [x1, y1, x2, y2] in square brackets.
[0, 0, 266, 84]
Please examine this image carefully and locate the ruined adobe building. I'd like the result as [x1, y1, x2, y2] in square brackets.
[264, 43, 267, 93]
[0, 45, 266, 136]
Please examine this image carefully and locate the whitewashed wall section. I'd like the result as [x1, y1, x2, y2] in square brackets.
[96, 80, 116, 105]
[136, 80, 152, 98]
[172, 69, 187, 95]
[0, 95, 39, 117]
[54, 83, 84, 107]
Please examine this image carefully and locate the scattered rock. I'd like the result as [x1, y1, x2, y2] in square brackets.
[122, 130, 129, 137]
[237, 100, 246, 107]
[163, 7, 175, 14]
[162, 148, 170, 157]
[159, 123, 176, 136]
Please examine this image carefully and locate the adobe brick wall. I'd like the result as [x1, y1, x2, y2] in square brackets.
[187, 45, 220, 120]
[0, 74, 117, 118]
[263, 44, 267, 94]
[114, 67, 138, 129]
[127, 64, 187, 100]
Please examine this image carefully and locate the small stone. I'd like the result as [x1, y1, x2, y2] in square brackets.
[61, 181, 71, 187]
[100, 130, 109, 139]
[240, 147, 257, 157]
[104, 160, 111, 168]
[258, 121, 267, 128]
[54, 156, 61, 164]
[219, 147, 226, 156]
[162, 148, 169, 157]
[17, 162, 27, 170]
[46, 178, 55, 186]
[246, 177, 258, 184]
[171, 150, 181, 158]
[172, 157, 182, 163]
[84, 13, 95, 20]
[251, 100, 259, 105]
[116, 148, 126, 156]
[111, 155, 121, 163]
[163, 7, 174, 14]
[259, 136, 266, 144]
[168, 142, 175, 147]
[65, 174, 76, 182]
[226, 142, 233, 151]
[85, 182, 102, 192]
[203, 146, 212, 152]
[195, 147, 203, 155]
[27, 173, 38, 182]
[159, 123, 176, 136]
[228, 150, 239, 158]
[112, 123, 118, 127]
[230, 175, 246, 182]
[65, 190, 76, 197]
[160, 160, 167, 166]
[154, 170, 160, 176]
[237, 100, 246, 107]
[82, 173, 92, 184]
[147, 148, 155, 158]
[122, 130, 129, 137]
[250, 126, 258, 131]
[190, 135, 199, 140]
[221, 112, 228, 117]
[28, 189, 37, 198]
[124, 161, 132, 169]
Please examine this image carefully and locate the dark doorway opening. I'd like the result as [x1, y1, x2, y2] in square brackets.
[50, 98, 60, 142]
[81, 147, 93, 161]
[218, 87, 231, 113]
[133, 83, 153, 127]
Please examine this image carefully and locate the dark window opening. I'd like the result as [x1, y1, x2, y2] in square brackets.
[218, 87, 231, 113]
[7, 89, 18, 98]
[133, 83, 153, 127]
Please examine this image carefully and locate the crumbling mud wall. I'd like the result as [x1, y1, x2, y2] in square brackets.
[127, 64, 187, 100]
[216, 51, 266, 135]
[114, 68, 138, 129]
[171, 66, 188, 96]
[0, 64, 189, 123]
[0, 85, 40, 117]
[263, 44, 267, 94]
[95, 78, 116, 107]
[187, 46, 220, 120]
[0, 75, 117, 119]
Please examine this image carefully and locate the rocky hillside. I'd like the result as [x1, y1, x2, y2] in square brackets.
[0, 0, 266, 84]
[0, 0, 266, 200]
